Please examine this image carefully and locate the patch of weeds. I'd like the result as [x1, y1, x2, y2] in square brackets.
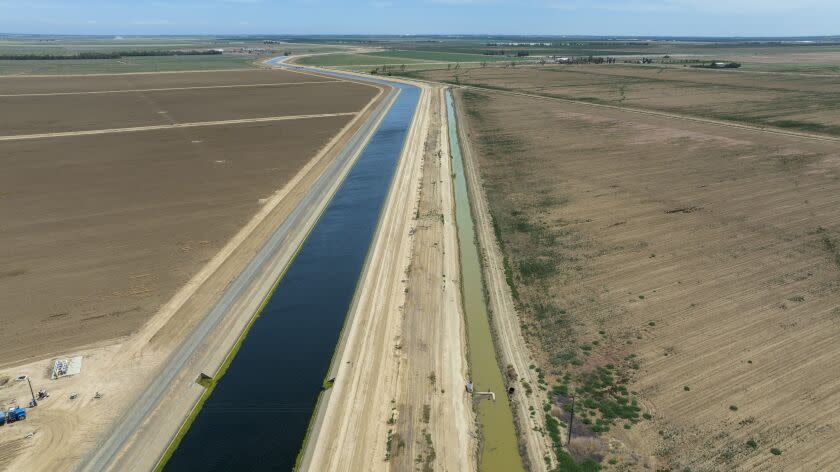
[385, 429, 394, 461]
[817, 228, 840, 269]
[746, 439, 758, 449]
[773, 120, 840, 136]
[196, 373, 213, 388]
[546, 413, 601, 471]
[665, 206, 702, 214]
[519, 257, 557, 281]
[422, 404, 431, 424]
[502, 255, 519, 301]
[522, 380, 533, 396]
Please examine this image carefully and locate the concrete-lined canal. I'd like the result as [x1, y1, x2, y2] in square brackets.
[163, 71, 420, 471]
[447, 89, 525, 472]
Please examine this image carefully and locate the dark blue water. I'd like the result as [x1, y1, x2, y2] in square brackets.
[165, 80, 419, 471]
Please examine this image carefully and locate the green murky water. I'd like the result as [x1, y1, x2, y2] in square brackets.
[446, 90, 525, 472]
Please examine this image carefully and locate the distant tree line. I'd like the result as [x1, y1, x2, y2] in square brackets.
[482, 50, 530, 57]
[0, 50, 222, 61]
[690, 61, 742, 69]
[555, 56, 619, 64]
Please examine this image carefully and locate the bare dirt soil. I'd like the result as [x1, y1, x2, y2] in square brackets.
[0, 81, 370, 136]
[0, 67, 384, 471]
[0, 69, 324, 94]
[455, 88, 840, 471]
[418, 65, 840, 136]
[0, 118, 352, 364]
[0, 70, 376, 367]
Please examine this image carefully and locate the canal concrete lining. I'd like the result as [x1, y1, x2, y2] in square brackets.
[75, 67, 398, 472]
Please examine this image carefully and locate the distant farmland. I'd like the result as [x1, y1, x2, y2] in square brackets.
[421, 64, 840, 136]
[294, 50, 530, 67]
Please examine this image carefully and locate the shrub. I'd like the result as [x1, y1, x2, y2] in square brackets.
[770, 448, 782, 456]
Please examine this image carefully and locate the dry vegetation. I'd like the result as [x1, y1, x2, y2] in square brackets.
[454, 85, 840, 471]
[422, 64, 840, 136]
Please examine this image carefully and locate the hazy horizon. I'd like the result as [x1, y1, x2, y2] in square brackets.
[1, 0, 838, 38]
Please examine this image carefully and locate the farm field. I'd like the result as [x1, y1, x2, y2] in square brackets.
[294, 50, 529, 68]
[454, 87, 840, 470]
[0, 55, 262, 75]
[0, 68, 378, 366]
[419, 64, 840, 136]
[0, 36, 348, 75]
[0, 78, 368, 135]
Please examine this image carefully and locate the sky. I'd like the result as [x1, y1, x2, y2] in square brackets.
[1, 0, 838, 37]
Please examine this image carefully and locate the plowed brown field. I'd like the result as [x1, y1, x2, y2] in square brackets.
[0, 69, 377, 366]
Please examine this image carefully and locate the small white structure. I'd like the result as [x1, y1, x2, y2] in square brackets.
[51, 356, 83, 379]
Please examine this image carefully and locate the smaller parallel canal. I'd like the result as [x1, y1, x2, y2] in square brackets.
[446, 90, 525, 472]
[164, 78, 420, 471]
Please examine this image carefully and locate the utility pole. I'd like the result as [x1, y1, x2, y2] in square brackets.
[26, 377, 37, 407]
[566, 394, 575, 446]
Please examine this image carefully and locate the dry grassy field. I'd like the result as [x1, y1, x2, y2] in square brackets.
[454, 87, 840, 470]
[420, 65, 840, 136]
[0, 69, 377, 366]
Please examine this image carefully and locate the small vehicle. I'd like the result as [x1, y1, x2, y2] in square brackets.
[6, 407, 26, 423]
